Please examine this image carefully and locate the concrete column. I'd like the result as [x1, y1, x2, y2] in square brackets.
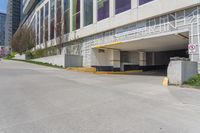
[111, 50, 120, 69]
[93, 0, 97, 23]
[80, 0, 84, 28]
[139, 52, 147, 66]
[132, 0, 138, 9]
[69, 0, 73, 32]
[189, 26, 199, 62]
[110, 0, 115, 17]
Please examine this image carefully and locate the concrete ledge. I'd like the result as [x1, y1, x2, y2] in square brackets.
[14, 54, 27, 60]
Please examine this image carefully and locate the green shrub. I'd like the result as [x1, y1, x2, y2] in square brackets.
[24, 46, 58, 59]
[25, 51, 33, 59]
[25, 49, 48, 59]
[184, 74, 200, 87]
[4, 52, 18, 59]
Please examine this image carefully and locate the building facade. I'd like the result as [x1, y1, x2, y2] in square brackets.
[21, 0, 42, 21]
[22, 0, 200, 71]
[0, 13, 6, 46]
[5, 0, 21, 46]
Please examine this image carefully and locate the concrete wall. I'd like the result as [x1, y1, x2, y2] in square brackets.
[32, 55, 65, 67]
[14, 54, 27, 60]
[91, 49, 112, 67]
[167, 60, 198, 85]
[32, 54, 83, 68]
[91, 49, 120, 69]
[110, 50, 121, 68]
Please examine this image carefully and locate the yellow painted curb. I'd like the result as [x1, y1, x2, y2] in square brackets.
[66, 67, 96, 73]
[163, 77, 169, 86]
[67, 67, 143, 75]
[95, 70, 143, 75]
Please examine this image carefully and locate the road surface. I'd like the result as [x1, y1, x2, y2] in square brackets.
[0, 60, 200, 133]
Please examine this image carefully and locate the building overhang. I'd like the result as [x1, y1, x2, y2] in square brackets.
[93, 30, 189, 52]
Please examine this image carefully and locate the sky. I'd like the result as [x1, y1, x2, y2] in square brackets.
[0, 0, 8, 14]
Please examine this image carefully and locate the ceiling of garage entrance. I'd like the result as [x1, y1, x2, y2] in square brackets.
[100, 32, 189, 52]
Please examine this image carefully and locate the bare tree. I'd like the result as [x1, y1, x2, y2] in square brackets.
[11, 26, 36, 54]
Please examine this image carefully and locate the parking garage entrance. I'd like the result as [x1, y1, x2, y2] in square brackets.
[91, 31, 189, 74]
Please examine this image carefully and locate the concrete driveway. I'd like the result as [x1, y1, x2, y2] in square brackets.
[0, 60, 200, 133]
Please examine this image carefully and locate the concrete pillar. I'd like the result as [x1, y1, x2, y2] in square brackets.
[80, 0, 84, 28]
[189, 25, 199, 73]
[110, 50, 120, 69]
[91, 48, 120, 69]
[69, 0, 73, 32]
[110, 0, 115, 17]
[132, 0, 137, 9]
[139, 52, 147, 66]
[189, 7, 199, 69]
[93, 0, 97, 23]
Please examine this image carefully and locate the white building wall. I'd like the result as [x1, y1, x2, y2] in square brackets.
[91, 49, 113, 67]
[22, 0, 200, 68]
[31, 0, 200, 44]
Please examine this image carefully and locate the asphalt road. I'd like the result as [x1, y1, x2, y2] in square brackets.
[0, 60, 200, 133]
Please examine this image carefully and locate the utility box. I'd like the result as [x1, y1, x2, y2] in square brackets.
[167, 57, 198, 85]
[65, 55, 83, 67]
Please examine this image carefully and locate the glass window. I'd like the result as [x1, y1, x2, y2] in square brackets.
[50, 0, 55, 40]
[37, 12, 39, 45]
[45, 2, 49, 17]
[139, 0, 154, 5]
[64, 0, 70, 34]
[45, 2, 49, 42]
[50, 20, 54, 39]
[31, 16, 35, 33]
[115, 0, 131, 14]
[97, 0, 109, 21]
[56, 0, 62, 37]
[73, 0, 80, 30]
[84, 0, 93, 26]
[40, 7, 44, 44]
